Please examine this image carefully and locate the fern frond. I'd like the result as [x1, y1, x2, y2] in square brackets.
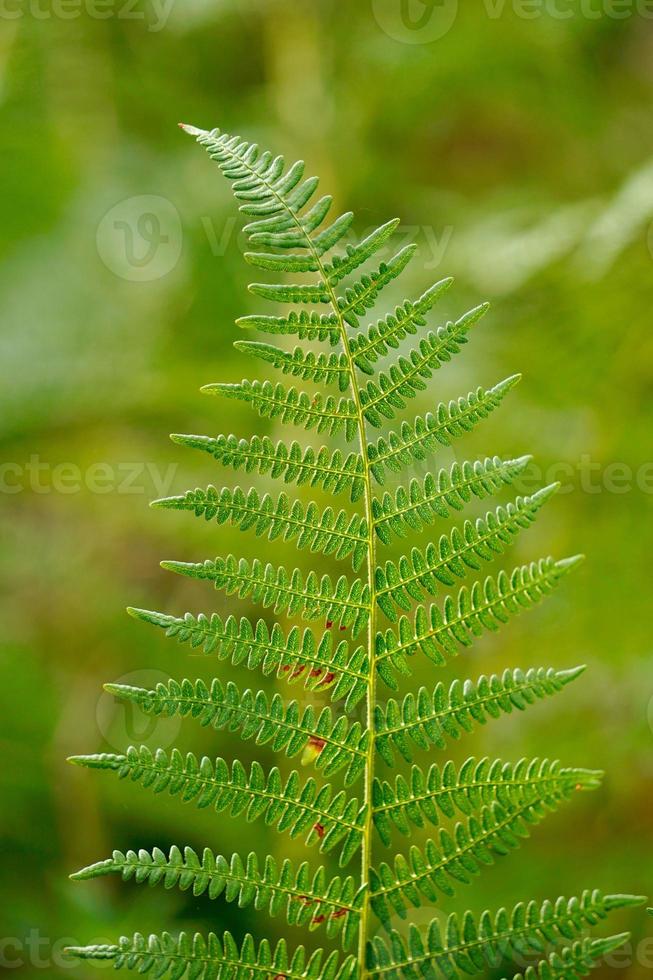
[366, 893, 643, 978]
[69, 747, 366, 867]
[370, 797, 609, 925]
[375, 485, 559, 619]
[170, 433, 365, 503]
[152, 487, 368, 570]
[68, 928, 359, 980]
[236, 309, 341, 345]
[105, 678, 368, 786]
[512, 934, 631, 980]
[376, 557, 583, 682]
[201, 379, 358, 441]
[370, 801, 560, 925]
[367, 374, 521, 483]
[126, 606, 369, 710]
[336, 245, 417, 329]
[372, 456, 532, 546]
[372, 757, 601, 846]
[374, 666, 585, 763]
[349, 277, 453, 372]
[69, 123, 629, 977]
[160, 556, 371, 636]
[234, 341, 351, 391]
[321, 218, 400, 286]
[359, 304, 489, 426]
[71, 846, 365, 948]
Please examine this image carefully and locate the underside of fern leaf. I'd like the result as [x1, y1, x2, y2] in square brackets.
[68, 123, 642, 979]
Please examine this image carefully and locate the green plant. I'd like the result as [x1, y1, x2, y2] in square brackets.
[67, 125, 643, 979]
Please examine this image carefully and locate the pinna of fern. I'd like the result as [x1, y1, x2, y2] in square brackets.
[67, 123, 644, 980]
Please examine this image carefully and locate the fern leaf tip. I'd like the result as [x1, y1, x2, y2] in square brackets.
[160, 559, 189, 574]
[178, 122, 206, 137]
[594, 932, 631, 956]
[471, 300, 491, 319]
[64, 943, 119, 962]
[532, 481, 561, 503]
[556, 553, 585, 572]
[169, 432, 209, 448]
[149, 496, 172, 509]
[509, 453, 533, 469]
[604, 894, 648, 910]
[103, 682, 139, 700]
[493, 372, 522, 394]
[559, 664, 587, 683]
[126, 605, 159, 623]
[70, 858, 115, 881]
[67, 753, 123, 770]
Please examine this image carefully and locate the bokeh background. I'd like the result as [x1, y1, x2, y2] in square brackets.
[2, 0, 653, 976]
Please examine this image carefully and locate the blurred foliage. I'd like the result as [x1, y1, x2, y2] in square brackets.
[1, 1, 652, 976]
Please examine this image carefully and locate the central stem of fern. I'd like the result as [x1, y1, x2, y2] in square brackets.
[319, 271, 376, 973]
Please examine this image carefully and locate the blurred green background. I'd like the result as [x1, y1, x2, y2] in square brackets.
[1, 0, 653, 976]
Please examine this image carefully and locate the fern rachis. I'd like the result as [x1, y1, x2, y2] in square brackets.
[67, 123, 643, 979]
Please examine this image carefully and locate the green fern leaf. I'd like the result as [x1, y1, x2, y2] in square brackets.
[69, 747, 366, 867]
[126, 606, 369, 710]
[160, 555, 370, 636]
[376, 557, 583, 683]
[201, 379, 358, 441]
[71, 846, 365, 948]
[68, 930, 359, 980]
[105, 678, 368, 786]
[337, 245, 416, 329]
[236, 309, 341, 344]
[170, 432, 365, 502]
[369, 799, 610, 925]
[152, 487, 368, 570]
[372, 757, 601, 846]
[372, 456, 532, 546]
[366, 893, 643, 978]
[511, 934, 632, 980]
[375, 665, 585, 763]
[359, 303, 489, 426]
[367, 374, 520, 483]
[348, 276, 453, 372]
[321, 218, 400, 286]
[375, 485, 559, 619]
[234, 340, 351, 390]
